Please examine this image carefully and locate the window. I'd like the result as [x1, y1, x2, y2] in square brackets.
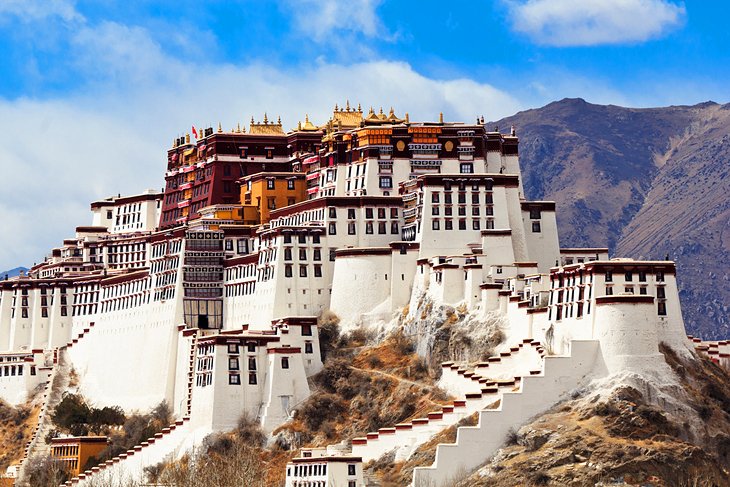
[284, 248, 292, 261]
[41, 308, 48, 318]
[625, 272, 633, 282]
[229, 358, 239, 370]
[656, 271, 665, 282]
[460, 163, 473, 173]
[267, 197, 276, 210]
[432, 219, 440, 230]
[378, 222, 387, 234]
[444, 193, 452, 204]
[314, 265, 322, 277]
[638, 271, 647, 282]
[459, 219, 466, 230]
[299, 249, 307, 260]
[299, 234, 307, 244]
[471, 207, 480, 216]
[228, 344, 239, 354]
[229, 374, 240, 385]
[347, 209, 356, 219]
[365, 222, 373, 234]
[445, 219, 453, 230]
[624, 286, 634, 293]
[379, 176, 392, 188]
[61, 307, 67, 316]
[247, 343, 256, 353]
[267, 179, 275, 190]
[639, 287, 647, 295]
[658, 302, 667, 316]
[248, 357, 257, 370]
[249, 372, 257, 385]
[328, 222, 337, 235]
[223, 181, 232, 193]
[431, 193, 440, 203]
[285, 265, 293, 278]
[530, 208, 541, 219]
[657, 287, 666, 299]
[606, 286, 613, 296]
[347, 222, 356, 235]
[287, 179, 295, 190]
[348, 465, 356, 476]
[472, 220, 480, 230]
[313, 249, 321, 261]
[313, 234, 320, 244]
[300, 265, 307, 277]
[432, 206, 440, 216]
[472, 193, 479, 204]
[605, 271, 613, 282]
[328, 207, 337, 218]
[532, 221, 541, 233]
[284, 234, 292, 244]
[390, 208, 398, 218]
[305, 342, 313, 354]
[329, 249, 337, 261]
[301, 324, 312, 336]
[281, 357, 290, 369]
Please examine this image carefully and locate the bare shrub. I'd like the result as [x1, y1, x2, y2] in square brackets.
[24, 454, 70, 487]
[318, 310, 341, 361]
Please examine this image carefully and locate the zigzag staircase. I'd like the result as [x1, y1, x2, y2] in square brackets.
[349, 339, 546, 464]
[411, 340, 600, 486]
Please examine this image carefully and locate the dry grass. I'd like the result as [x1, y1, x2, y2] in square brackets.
[0, 399, 39, 472]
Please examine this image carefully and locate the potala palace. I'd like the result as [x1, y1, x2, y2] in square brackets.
[1, 104, 727, 487]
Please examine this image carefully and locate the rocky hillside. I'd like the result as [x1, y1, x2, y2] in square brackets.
[495, 99, 730, 340]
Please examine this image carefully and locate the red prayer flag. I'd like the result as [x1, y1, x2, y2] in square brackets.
[192, 125, 198, 138]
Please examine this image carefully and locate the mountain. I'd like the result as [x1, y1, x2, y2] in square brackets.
[1, 267, 28, 279]
[494, 98, 730, 340]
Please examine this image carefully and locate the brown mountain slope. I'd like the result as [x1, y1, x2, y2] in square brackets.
[495, 99, 730, 339]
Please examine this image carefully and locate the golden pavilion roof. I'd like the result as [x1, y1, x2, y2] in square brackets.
[249, 113, 285, 135]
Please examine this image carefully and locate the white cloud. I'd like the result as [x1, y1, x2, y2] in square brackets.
[285, 0, 391, 42]
[0, 0, 83, 23]
[0, 20, 522, 270]
[506, 0, 686, 46]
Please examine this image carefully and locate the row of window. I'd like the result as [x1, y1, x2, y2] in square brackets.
[431, 219, 495, 231]
[328, 221, 400, 235]
[432, 205, 494, 216]
[431, 192, 494, 204]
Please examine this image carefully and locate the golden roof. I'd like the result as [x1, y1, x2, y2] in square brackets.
[329, 100, 363, 129]
[249, 113, 284, 135]
[296, 114, 320, 132]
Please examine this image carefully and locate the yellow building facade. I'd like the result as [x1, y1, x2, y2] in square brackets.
[50, 436, 108, 476]
[240, 172, 307, 224]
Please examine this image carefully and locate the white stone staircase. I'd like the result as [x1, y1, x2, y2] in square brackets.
[349, 340, 546, 464]
[411, 340, 601, 486]
[15, 347, 73, 486]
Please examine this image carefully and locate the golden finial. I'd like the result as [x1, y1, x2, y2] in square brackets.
[172, 138, 176, 148]
[369, 106, 375, 115]
[439, 112, 444, 123]
[346, 100, 351, 111]
[405, 112, 410, 123]
[277, 115, 281, 125]
[185, 133, 190, 143]
[236, 123, 241, 133]
[297, 121, 302, 130]
[305, 113, 310, 122]
[379, 107, 384, 115]
[357, 103, 362, 112]
[389, 107, 394, 116]
[334, 103, 339, 112]
[217, 122, 222, 133]
[251, 116, 255, 125]
[263, 113, 269, 124]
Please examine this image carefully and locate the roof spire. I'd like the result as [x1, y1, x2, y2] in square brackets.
[236, 123, 241, 133]
[439, 112, 444, 123]
[346, 99, 351, 111]
[305, 113, 310, 122]
[277, 115, 281, 125]
[405, 112, 409, 123]
[334, 103, 339, 112]
[357, 102, 362, 112]
[217, 122, 222, 133]
[263, 113, 269, 124]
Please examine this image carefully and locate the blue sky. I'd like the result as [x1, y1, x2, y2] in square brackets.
[0, 0, 727, 269]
